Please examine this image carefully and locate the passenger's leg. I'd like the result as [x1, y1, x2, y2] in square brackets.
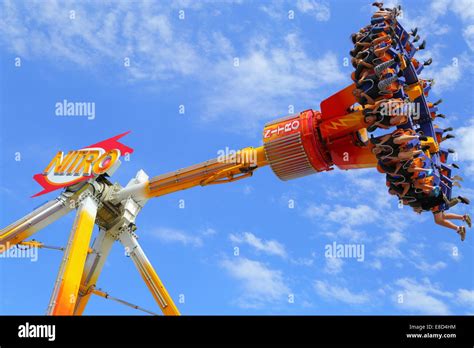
[434, 212, 459, 231]
[443, 213, 472, 228]
[443, 213, 464, 220]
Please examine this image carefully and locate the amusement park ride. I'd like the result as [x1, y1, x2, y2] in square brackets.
[0, 4, 462, 315]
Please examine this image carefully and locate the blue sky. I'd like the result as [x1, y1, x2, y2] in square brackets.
[0, 0, 473, 315]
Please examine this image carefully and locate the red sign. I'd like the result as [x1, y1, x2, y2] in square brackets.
[32, 132, 134, 197]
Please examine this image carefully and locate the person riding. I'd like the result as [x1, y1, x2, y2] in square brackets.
[430, 210, 471, 241]
[363, 99, 410, 129]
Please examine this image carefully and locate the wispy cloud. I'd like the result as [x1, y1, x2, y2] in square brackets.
[407, 245, 448, 273]
[324, 257, 343, 274]
[413, 260, 447, 273]
[259, 0, 287, 20]
[0, 1, 204, 80]
[201, 227, 217, 236]
[456, 289, 474, 309]
[329, 226, 368, 242]
[296, 0, 331, 21]
[450, 0, 474, 22]
[398, 0, 474, 95]
[327, 205, 376, 226]
[201, 33, 345, 132]
[304, 169, 394, 234]
[0, 1, 345, 134]
[259, 0, 331, 21]
[424, 60, 462, 92]
[393, 277, 453, 315]
[314, 280, 369, 305]
[303, 203, 330, 220]
[372, 231, 406, 259]
[151, 227, 203, 247]
[451, 119, 474, 174]
[229, 232, 287, 258]
[221, 257, 290, 308]
[463, 24, 474, 51]
[304, 203, 376, 227]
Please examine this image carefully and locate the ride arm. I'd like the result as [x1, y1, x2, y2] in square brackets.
[46, 194, 99, 315]
[110, 146, 268, 202]
[0, 186, 90, 253]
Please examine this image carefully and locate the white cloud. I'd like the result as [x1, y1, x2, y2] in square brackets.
[369, 259, 382, 270]
[259, 0, 331, 22]
[395, 3, 449, 40]
[229, 232, 287, 258]
[151, 227, 203, 247]
[324, 257, 343, 274]
[452, 119, 474, 174]
[429, 0, 451, 17]
[296, 0, 330, 21]
[450, 0, 474, 22]
[323, 171, 393, 227]
[221, 257, 290, 308]
[304, 203, 330, 219]
[314, 280, 369, 304]
[304, 202, 376, 227]
[373, 231, 406, 259]
[201, 33, 345, 132]
[327, 204, 376, 226]
[201, 227, 217, 236]
[418, 50, 474, 99]
[456, 289, 474, 308]
[394, 278, 452, 315]
[0, 1, 344, 133]
[413, 260, 447, 273]
[291, 257, 314, 266]
[260, 2, 285, 19]
[323, 226, 368, 243]
[198, 30, 235, 57]
[463, 24, 474, 51]
[399, 0, 474, 53]
[0, 1, 204, 80]
[407, 245, 447, 273]
[426, 61, 462, 92]
[418, 46, 473, 94]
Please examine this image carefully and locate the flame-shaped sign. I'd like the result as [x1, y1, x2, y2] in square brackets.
[32, 132, 134, 197]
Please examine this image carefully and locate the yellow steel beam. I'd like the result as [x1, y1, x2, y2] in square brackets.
[0, 185, 91, 253]
[73, 228, 115, 315]
[47, 195, 98, 315]
[119, 231, 180, 316]
[145, 146, 267, 198]
[0, 198, 72, 253]
[18, 240, 95, 253]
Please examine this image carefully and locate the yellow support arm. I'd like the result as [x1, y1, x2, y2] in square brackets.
[0, 197, 72, 253]
[118, 230, 180, 316]
[145, 146, 268, 198]
[73, 228, 116, 315]
[18, 240, 94, 253]
[47, 195, 98, 315]
[0, 185, 91, 253]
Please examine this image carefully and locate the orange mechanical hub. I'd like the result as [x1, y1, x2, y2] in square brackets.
[262, 110, 332, 181]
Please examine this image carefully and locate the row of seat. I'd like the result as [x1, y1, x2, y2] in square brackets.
[348, 2, 470, 239]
